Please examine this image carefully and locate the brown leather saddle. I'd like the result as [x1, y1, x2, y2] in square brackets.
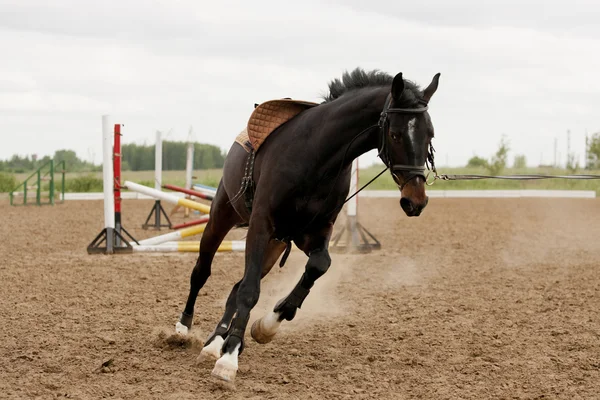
[235, 98, 319, 153]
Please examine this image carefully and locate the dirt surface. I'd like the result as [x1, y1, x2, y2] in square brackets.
[1, 197, 599, 399]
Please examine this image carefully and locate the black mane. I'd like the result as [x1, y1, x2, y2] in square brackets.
[323, 67, 422, 107]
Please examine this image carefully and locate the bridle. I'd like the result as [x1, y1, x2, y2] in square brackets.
[377, 94, 437, 190]
[299, 91, 440, 229]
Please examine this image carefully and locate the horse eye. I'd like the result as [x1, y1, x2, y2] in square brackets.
[390, 131, 400, 141]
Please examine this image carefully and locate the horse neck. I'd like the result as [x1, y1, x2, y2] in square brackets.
[319, 87, 388, 169]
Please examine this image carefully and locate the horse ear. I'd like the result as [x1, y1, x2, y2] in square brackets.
[391, 73, 404, 100]
[423, 73, 441, 103]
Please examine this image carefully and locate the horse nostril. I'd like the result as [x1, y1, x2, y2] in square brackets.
[415, 197, 429, 212]
[400, 197, 414, 212]
[401, 197, 428, 216]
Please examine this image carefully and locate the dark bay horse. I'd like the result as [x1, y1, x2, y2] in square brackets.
[175, 68, 441, 382]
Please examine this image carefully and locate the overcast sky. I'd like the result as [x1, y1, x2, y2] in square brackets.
[1, 0, 599, 168]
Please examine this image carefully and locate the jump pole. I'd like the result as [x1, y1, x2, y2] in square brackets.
[192, 184, 217, 197]
[171, 215, 210, 230]
[330, 158, 380, 253]
[162, 184, 214, 201]
[132, 223, 207, 247]
[142, 131, 172, 230]
[123, 181, 211, 214]
[87, 117, 136, 254]
[132, 241, 245, 253]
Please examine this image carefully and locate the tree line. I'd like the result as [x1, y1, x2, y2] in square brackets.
[0, 141, 226, 173]
[467, 132, 600, 174]
[0, 150, 100, 173]
[121, 141, 226, 171]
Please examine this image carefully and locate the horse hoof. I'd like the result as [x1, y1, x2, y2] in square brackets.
[175, 322, 189, 335]
[211, 357, 237, 383]
[251, 318, 276, 344]
[197, 336, 224, 363]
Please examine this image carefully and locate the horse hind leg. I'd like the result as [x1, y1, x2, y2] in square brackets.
[175, 181, 242, 335]
[199, 240, 286, 363]
[251, 229, 332, 344]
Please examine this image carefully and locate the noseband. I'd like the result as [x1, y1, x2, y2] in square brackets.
[377, 95, 436, 190]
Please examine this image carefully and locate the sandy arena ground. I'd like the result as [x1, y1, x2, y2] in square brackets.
[1, 196, 599, 399]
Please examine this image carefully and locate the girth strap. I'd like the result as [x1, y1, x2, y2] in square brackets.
[230, 150, 256, 214]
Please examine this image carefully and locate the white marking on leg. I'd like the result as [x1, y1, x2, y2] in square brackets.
[212, 343, 240, 382]
[251, 310, 283, 343]
[261, 311, 282, 336]
[199, 335, 224, 361]
[219, 343, 240, 369]
[175, 322, 189, 335]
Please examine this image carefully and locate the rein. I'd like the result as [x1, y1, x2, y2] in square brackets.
[430, 173, 600, 182]
[318, 95, 600, 212]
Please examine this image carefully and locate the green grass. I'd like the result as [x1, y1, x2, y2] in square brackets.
[4, 167, 600, 195]
[360, 166, 600, 195]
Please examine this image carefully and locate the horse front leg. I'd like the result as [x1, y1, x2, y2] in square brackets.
[251, 226, 332, 344]
[210, 215, 274, 383]
[199, 240, 285, 362]
[175, 180, 240, 335]
[197, 280, 241, 361]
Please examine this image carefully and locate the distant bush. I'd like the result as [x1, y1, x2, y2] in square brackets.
[66, 175, 103, 192]
[513, 154, 527, 169]
[0, 172, 17, 192]
[467, 156, 488, 168]
[586, 132, 600, 169]
[486, 136, 510, 176]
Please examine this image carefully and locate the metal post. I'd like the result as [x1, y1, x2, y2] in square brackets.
[49, 159, 55, 205]
[36, 169, 41, 206]
[61, 161, 65, 203]
[330, 158, 380, 253]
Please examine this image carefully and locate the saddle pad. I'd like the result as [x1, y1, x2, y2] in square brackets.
[235, 128, 254, 153]
[247, 99, 318, 151]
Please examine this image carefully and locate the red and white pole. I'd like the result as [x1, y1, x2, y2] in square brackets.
[171, 215, 210, 230]
[88, 116, 136, 254]
[113, 124, 123, 246]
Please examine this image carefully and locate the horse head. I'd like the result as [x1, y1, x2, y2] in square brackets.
[378, 72, 440, 217]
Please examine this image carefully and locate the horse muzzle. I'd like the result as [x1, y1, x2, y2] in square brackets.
[400, 195, 428, 217]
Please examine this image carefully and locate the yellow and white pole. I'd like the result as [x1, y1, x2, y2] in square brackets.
[123, 181, 211, 214]
[132, 241, 245, 253]
[133, 224, 206, 246]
